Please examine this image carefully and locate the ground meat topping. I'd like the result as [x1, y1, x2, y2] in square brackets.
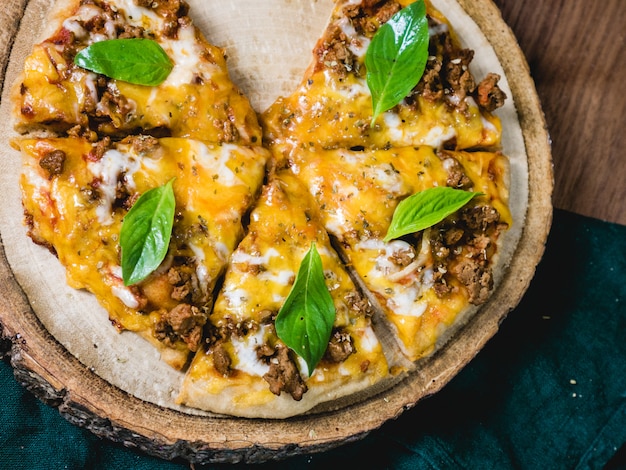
[213, 316, 260, 343]
[167, 266, 193, 301]
[117, 23, 144, 39]
[112, 174, 136, 210]
[164, 258, 207, 305]
[324, 329, 355, 363]
[430, 202, 505, 305]
[87, 136, 112, 162]
[50, 27, 74, 48]
[409, 19, 506, 113]
[389, 245, 417, 267]
[134, 0, 191, 38]
[96, 84, 136, 129]
[126, 134, 160, 155]
[82, 8, 112, 38]
[154, 303, 206, 352]
[344, 291, 374, 318]
[450, 258, 493, 305]
[39, 150, 66, 178]
[462, 205, 501, 232]
[67, 124, 98, 142]
[313, 24, 358, 76]
[439, 151, 473, 189]
[262, 343, 308, 401]
[314, 0, 402, 76]
[476, 73, 507, 112]
[343, 0, 401, 37]
[418, 59, 444, 102]
[212, 340, 232, 376]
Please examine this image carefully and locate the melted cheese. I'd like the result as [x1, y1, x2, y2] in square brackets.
[161, 24, 216, 88]
[181, 172, 389, 410]
[353, 237, 432, 318]
[17, 136, 268, 368]
[261, 1, 503, 160]
[113, 0, 161, 26]
[231, 325, 272, 377]
[287, 144, 509, 361]
[293, 146, 449, 238]
[88, 149, 141, 225]
[263, 69, 501, 159]
[13, 0, 262, 146]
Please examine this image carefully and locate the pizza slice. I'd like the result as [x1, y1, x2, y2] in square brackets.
[11, 0, 271, 370]
[15, 135, 268, 369]
[261, 0, 512, 366]
[262, 0, 507, 161]
[177, 171, 392, 418]
[289, 145, 510, 362]
[11, 0, 261, 145]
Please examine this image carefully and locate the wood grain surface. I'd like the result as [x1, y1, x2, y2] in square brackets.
[0, 0, 27, 91]
[494, 0, 626, 226]
[0, 0, 558, 464]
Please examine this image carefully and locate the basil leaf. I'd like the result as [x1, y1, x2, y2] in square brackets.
[384, 187, 481, 242]
[275, 243, 336, 375]
[120, 179, 176, 286]
[74, 38, 173, 86]
[365, 0, 429, 123]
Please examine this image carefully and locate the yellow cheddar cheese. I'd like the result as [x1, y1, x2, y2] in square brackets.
[17, 136, 268, 369]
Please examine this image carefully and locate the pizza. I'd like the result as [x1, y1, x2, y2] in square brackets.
[284, 146, 510, 362]
[10, 0, 269, 369]
[16, 136, 268, 369]
[177, 171, 393, 418]
[262, 0, 506, 160]
[12, 0, 261, 145]
[9, 0, 516, 418]
[261, 0, 510, 365]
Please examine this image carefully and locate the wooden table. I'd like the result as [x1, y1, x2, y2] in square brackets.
[494, 0, 626, 226]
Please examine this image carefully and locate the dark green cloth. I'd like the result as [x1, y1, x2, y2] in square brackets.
[1, 208, 625, 469]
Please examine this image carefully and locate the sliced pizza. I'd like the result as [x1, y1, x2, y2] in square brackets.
[16, 135, 268, 369]
[11, 0, 261, 145]
[177, 171, 391, 418]
[11, 0, 270, 370]
[289, 145, 510, 362]
[260, 0, 512, 366]
[262, 0, 507, 162]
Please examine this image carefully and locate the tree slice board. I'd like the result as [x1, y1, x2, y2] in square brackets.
[0, 0, 552, 464]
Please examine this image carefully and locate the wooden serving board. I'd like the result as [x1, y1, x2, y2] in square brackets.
[0, 0, 552, 464]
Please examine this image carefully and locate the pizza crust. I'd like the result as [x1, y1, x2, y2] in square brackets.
[178, 368, 406, 419]
[0, 0, 529, 419]
[9, 0, 81, 128]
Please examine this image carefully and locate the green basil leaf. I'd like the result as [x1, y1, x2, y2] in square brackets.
[384, 187, 481, 242]
[74, 38, 173, 86]
[120, 179, 176, 286]
[365, 0, 429, 123]
[275, 242, 336, 375]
